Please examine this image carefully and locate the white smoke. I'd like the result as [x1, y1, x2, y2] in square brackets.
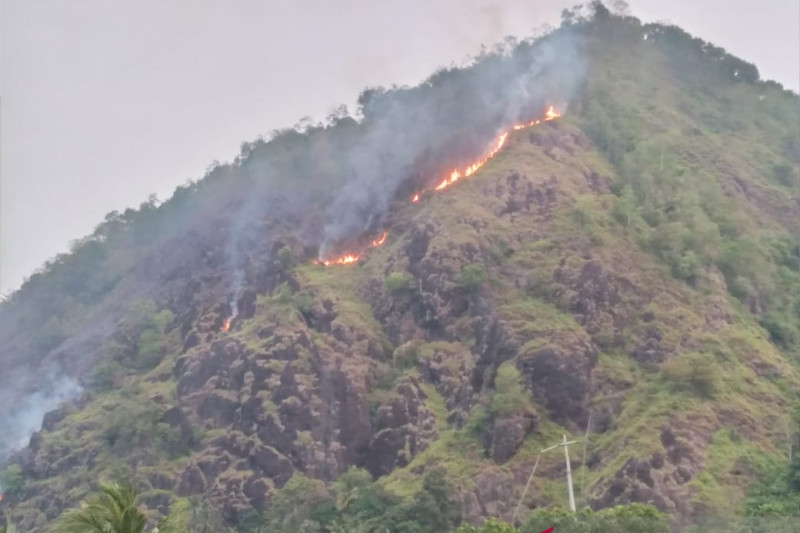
[317, 27, 586, 255]
[0, 371, 82, 461]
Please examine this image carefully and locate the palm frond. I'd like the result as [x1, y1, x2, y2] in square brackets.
[53, 481, 147, 533]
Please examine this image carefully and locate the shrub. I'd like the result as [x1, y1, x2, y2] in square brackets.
[385, 272, 413, 296]
[156, 422, 190, 459]
[772, 163, 797, 187]
[90, 358, 124, 391]
[102, 401, 161, 453]
[662, 352, 719, 398]
[527, 267, 556, 299]
[457, 519, 516, 533]
[136, 328, 163, 367]
[277, 246, 294, 270]
[488, 237, 514, 264]
[490, 363, 529, 417]
[760, 311, 798, 348]
[294, 290, 314, 313]
[122, 299, 158, 335]
[0, 464, 23, 495]
[392, 342, 420, 370]
[264, 474, 334, 533]
[273, 284, 294, 305]
[521, 504, 670, 533]
[674, 250, 701, 281]
[116, 301, 174, 370]
[459, 264, 486, 292]
[408, 469, 460, 533]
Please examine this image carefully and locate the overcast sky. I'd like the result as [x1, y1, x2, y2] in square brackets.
[1, 0, 798, 295]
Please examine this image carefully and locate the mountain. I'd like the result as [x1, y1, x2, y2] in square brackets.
[1, 3, 799, 532]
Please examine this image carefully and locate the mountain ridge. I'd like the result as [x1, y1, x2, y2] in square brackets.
[1, 4, 799, 532]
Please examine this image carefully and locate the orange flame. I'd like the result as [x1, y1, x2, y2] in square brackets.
[318, 106, 560, 266]
[0, 493, 4, 503]
[511, 105, 561, 131]
[317, 231, 388, 266]
[545, 105, 561, 121]
[434, 132, 508, 192]
[371, 231, 388, 247]
[320, 254, 359, 267]
[221, 318, 232, 332]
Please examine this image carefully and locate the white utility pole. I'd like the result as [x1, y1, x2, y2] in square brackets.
[563, 434, 576, 512]
[512, 435, 581, 522]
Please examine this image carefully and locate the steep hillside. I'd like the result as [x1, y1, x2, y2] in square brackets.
[1, 5, 799, 532]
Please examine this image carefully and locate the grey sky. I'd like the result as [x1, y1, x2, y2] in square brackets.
[1, 0, 798, 295]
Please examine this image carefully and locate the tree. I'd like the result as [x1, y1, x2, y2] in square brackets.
[662, 352, 719, 398]
[459, 264, 486, 293]
[263, 474, 332, 533]
[408, 469, 460, 533]
[521, 505, 669, 533]
[332, 467, 374, 512]
[385, 272, 413, 296]
[161, 496, 229, 533]
[490, 363, 529, 417]
[456, 518, 516, 533]
[116, 300, 174, 370]
[54, 482, 173, 533]
[0, 465, 23, 495]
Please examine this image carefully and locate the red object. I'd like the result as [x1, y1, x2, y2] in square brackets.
[539, 529, 554, 533]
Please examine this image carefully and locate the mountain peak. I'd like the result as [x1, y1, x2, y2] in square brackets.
[1, 6, 799, 531]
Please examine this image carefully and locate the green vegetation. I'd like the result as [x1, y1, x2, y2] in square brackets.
[385, 272, 413, 296]
[459, 264, 487, 292]
[159, 497, 231, 533]
[54, 482, 172, 533]
[258, 467, 459, 533]
[568, 2, 800, 369]
[100, 398, 188, 458]
[742, 402, 800, 519]
[490, 363, 530, 417]
[55, 479, 673, 533]
[88, 299, 176, 390]
[661, 352, 719, 398]
[1, 3, 799, 532]
[1, 465, 23, 495]
[457, 504, 670, 533]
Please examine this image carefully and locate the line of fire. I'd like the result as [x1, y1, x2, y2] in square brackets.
[219, 105, 561, 332]
[318, 104, 561, 267]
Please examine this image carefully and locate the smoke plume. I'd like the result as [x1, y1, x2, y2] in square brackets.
[0, 369, 81, 463]
[0, 23, 587, 464]
[318, 28, 585, 255]
[221, 26, 586, 265]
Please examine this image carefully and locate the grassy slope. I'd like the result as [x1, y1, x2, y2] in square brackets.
[357, 15, 800, 517]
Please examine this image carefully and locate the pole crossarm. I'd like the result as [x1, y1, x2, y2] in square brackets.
[511, 436, 585, 523]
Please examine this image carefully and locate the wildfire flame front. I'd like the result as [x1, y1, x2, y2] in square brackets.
[318, 105, 561, 266]
[371, 231, 388, 247]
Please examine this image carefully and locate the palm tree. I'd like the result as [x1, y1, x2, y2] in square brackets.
[53, 482, 173, 533]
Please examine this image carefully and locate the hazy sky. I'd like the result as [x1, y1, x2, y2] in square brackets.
[1, 0, 798, 295]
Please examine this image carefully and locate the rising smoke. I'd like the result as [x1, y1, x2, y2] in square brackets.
[317, 28, 586, 256]
[217, 24, 587, 302]
[0, 22, 587, 463]
[0, 368, 81, 463]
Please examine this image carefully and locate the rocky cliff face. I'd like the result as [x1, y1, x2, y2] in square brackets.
[2, 11, 799, 533]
